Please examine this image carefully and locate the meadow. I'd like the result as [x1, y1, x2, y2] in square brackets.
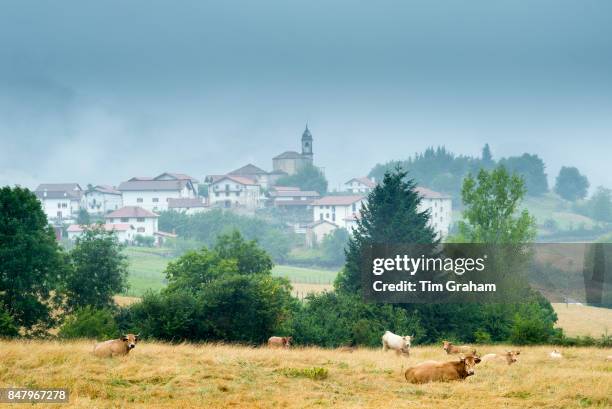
[0, 341, 610, 408]
[123, 247, 338, 297]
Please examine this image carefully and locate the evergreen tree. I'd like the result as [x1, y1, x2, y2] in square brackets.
[335, 167, 438, 294]
[481, 143, 494, 169]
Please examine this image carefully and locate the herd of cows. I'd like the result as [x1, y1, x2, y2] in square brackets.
[92, 331, 612, 385]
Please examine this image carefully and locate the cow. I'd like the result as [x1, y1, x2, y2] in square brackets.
[93, 334, 139, 358]
[268, 336, 292, 348]
[382, 331, 412, 356]
[405, 355, 482, 384]
[549, 349, 563, 359]
[481, 351, 520, 365]
[443, 341, 476, 355]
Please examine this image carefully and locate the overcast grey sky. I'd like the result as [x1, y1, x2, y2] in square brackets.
[1, 0, 611, 191]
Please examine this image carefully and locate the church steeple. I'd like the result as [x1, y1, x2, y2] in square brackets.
[301, 124, 313, 158]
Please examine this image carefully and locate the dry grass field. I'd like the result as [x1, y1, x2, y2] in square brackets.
[553, 303, 612, 337]
[0, 341, 610, 409]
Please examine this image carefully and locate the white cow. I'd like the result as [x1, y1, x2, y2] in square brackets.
[549, 349, 563, 359]
[382, 330, 412, 356]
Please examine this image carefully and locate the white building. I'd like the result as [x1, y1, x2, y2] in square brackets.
[118, 173, 198, 212]
[207, 175, 262, 210]
[34, 183, 84, 223]
[312, 195, 366, 230]
[66, 223, 135, 243]
[84, 185, 123, 215]
[167, 198, 209, 215]
[105, 206, 159, 237]
[416, 187, 452, 239]
[344, 177, 376, 194]
[305, 220, 339, 247]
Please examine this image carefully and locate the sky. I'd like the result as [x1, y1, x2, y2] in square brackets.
[1, 0, 611, 192]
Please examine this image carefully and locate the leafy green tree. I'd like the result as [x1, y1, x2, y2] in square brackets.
[320, 228, 350, 266]
[276, 164, 328, 194]
[58, 306, 119, 339]
[158, 209, 294, 262]
[336, 167, 438, 293]
[214, 230, 273, 275]
[588, 187, 612, 223]
[64, 225, 129, 312]
[0, 186, 67, 332]
[76, 208, 91, 225]
[458, 166, 536, 243]
[498, 153, 548, 196]
[129, 232, 295, 343]
[554, 166, 589, 201]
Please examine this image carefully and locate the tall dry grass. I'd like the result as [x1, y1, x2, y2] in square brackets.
[0, 340, 610, 408]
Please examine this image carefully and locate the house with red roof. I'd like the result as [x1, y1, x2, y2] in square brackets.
[312, 195, 366, 230]
[84, 185, 123, 215]
[118, 172, 198, 212]
[105, 206, 159, 237]
[344, 177, 377, 194]
[206, 174, 262, 210]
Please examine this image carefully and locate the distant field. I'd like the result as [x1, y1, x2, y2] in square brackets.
[1, 341, 610, 408]
[124, 247, 338, 297]
[521, 193, 596, 231]
[552, 303, 612, 337]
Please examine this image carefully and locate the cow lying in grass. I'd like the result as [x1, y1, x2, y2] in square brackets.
[93, 334, 139, 358]
[405, 355, 482, 384]
[443, 340, 476, 355]
[481, 351, 520, 365]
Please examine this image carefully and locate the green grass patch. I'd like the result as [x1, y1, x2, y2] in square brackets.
[277, 367, 329, 380]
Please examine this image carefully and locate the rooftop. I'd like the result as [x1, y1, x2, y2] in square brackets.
[168, 198, 207, 208]
[229, 164, 268, 176]
[273, 151, 303, 160]
[105, 206, 158, 218]
[346, 177, 376, 188]
[312, 195, 366, 206]
[67, 223, 133, 233]
[415, 187, 451, 199]
[118, 179, 190, 191]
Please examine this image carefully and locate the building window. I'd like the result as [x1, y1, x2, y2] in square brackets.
[137, 198, 143, 203]
[225, 192, 230, 197]
[332, 214, 336, 222]
[152, 198, 159, 203]
[236, 191, 240, 197]
[137, 217, 145, 222]
[319, 214, 323, 220]
[57, 211, 62, 218]
[62, 203, 67, 208]
[137, 227, 145, 233]
[121, 217, 129, 222]
[325, 213, 330, 218]
[215, 192, 220, 197]
[57, 203, 61, 208]
[352, 203, 356, 212]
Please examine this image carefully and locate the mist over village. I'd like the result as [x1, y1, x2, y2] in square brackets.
[1, 1, 611, 408]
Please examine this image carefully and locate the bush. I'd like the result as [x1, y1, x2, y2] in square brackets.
[134, 235, 155, 247]
[58, 307, 119, 339]
[0, 308, 19, 338]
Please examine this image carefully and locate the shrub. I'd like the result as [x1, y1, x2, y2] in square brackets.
[58, 307, 119, 339]
[278, 367, 329, 380]
[0, 308, 19, 338]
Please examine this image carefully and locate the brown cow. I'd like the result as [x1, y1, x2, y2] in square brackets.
[268, 336, 292, 348]
[481, 351, 520, 365]
[93, 334, 139, 358]
[443, 341, 476, 355]
[405, 355, 482, 383]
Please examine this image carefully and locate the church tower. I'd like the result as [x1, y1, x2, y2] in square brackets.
[301, 124, 313, 162]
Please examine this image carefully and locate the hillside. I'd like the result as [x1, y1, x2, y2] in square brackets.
[0, 341, 609, 408]
[553, 303, 612, 337]
[124, 247, 337, 297]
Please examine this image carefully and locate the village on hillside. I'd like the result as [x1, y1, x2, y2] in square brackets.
[34, 126, 452, 248]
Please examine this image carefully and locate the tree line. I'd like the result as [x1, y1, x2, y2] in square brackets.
[1, 169, 609, 346]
